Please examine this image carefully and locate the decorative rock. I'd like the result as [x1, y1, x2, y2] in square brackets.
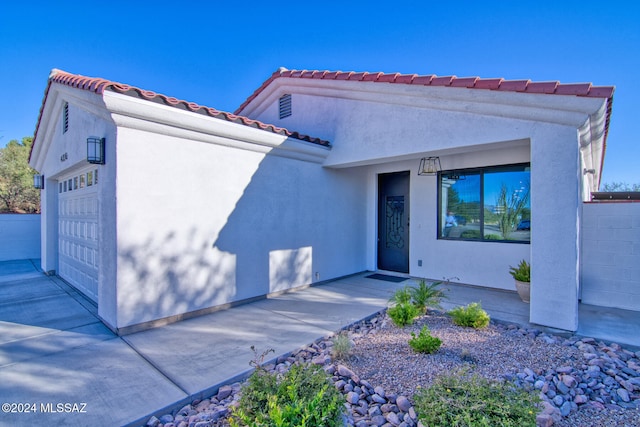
[312, 355, 327, 365]
[563, 374, 578, 388]
[371, 393, 386, 404]
[159, 414, 174, 423]
[536, 413, 554, 427]
[146, 416, 160, 427]
[409, 407, 417, 420]
[347, 391, 360, 404]
[396, 395, 411, 413]
[216, 385, 232, 400]
[369, 406, 382, 417]
[556, 366, 573, 374]
[371, 415, 387, 426]
[386, 411, 401, 426]
[574, 394, 589, 404]
[617, 388, 631, 402]
[338, 364, 356, 379]
[556, 381, 570, 395]
[553, 395, 564, 406]
[374, 385, 386, 398]
[560, 401, 572, 416]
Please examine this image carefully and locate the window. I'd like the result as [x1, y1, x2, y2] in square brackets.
[439, 164, 530, 242]
[279, 94, 292, 119]
[87, 171, 93, 186]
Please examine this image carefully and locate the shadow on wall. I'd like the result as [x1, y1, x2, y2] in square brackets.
[117, 227, 237, 328]
[211, 153, 368, 300]
[115, 143, 367, 329]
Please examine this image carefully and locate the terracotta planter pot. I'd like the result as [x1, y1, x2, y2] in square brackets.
[515, 280, 530, 303]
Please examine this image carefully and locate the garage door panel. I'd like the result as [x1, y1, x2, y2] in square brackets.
[58, 168, 100, 303]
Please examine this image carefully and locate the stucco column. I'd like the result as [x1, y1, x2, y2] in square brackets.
[529, 129, 580, 331]
[40, 179, 58, 274]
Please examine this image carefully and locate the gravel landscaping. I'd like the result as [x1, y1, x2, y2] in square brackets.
[146, 309, 640, 427]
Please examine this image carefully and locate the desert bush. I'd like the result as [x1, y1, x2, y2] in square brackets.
[414, 370, 539, 427]
[331, 332, 352, 360]
[449, 302, 490, 328]
[408, 325, 442, 354]
[389, 286, 412, 305]
[387, 302, 420, 327]
[410, 279, 446, 314]
[230, 359, 345, 427]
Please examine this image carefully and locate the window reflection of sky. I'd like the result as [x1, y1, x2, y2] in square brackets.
[449, 174, 480, 202]
[484, 171, 530, 208]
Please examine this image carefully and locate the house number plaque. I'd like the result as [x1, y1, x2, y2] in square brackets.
[60, 152, 68, 162]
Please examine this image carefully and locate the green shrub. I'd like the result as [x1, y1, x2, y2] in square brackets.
[389, 286, 412, 305]
[414, 371, 539, 427]
[410, 279, 446, 314]
[387, 302, 420, 327]
[230, 362, 345, 427]
[509, 259, 530, 282]
[449, 302, 490, 328]
[408, 325, 442, 354]
[331, 332, 352, 360]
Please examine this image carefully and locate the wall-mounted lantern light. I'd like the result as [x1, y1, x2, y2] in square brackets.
[418, 156, 442, 176]
[33, 174, 44, 189]
[87, 137, 105, 164]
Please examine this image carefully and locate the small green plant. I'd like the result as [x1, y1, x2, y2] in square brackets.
[414, 370, 540, 427]
[410, 279, 447, 314]
[387, 302, 420, 327]
[485, 234, 502, 240]
[331, 332, 352, 360]
[449, 302, 490, 328]
[389, 286, 412, 305]
[230, 352, 345, 427]
[460, 229, 482, 239]
[509, 259, 530, 282]
[408, 325, 442, 354]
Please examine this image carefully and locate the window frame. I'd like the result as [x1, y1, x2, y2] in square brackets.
[437, 162, 531, 244]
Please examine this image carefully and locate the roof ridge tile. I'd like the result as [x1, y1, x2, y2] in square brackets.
[34, 69, 331, 149]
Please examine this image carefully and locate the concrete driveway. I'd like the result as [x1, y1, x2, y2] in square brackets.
[0, 260, 405, 427]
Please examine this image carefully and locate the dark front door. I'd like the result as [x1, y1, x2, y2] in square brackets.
[378, 171, 410, 273]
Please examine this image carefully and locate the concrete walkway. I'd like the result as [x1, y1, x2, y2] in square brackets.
[0, 260, 638, 427]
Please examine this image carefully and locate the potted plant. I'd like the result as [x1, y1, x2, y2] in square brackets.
[509, 259, 530, 303]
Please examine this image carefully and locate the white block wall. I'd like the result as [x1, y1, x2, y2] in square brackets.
[0, 214, 41, 261]
[581, 202, 640, 311]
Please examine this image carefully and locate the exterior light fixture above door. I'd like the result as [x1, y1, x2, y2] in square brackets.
[418, 157, 441, 176]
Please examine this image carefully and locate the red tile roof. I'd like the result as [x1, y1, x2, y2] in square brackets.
[235, 68, 615, 181]
[33, 69, 331, 148]
[236, 68, 615, 114]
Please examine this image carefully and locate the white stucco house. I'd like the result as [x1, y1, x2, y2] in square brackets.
[29, 68, 614, 334]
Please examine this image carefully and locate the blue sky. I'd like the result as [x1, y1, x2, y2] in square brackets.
[1, 1, 638, 185]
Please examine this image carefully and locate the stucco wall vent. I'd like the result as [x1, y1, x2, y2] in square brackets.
[62, 102, 69, 134]
[279, 94, 292, 119]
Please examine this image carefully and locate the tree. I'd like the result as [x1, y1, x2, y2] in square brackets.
[600, 182, 640, 192]
[0, 137, 40, 213]
[495, 182, 530, 240]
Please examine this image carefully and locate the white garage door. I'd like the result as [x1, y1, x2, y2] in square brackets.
[58, 167, 100, 302]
